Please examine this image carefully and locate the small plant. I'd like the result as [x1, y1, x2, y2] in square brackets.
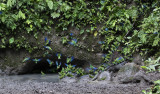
[59, 64, 84, 79]
[141, 57, 160, 73]
[142, 80, 160, 94]
[86, 64, 99, 78]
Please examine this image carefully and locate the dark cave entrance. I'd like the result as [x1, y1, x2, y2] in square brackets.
[19, 55, 89, 75]
[20, 59, 62, 75]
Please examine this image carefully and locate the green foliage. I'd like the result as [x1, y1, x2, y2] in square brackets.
[59, 64, 84, 79]
[142, 80, 160, 94]
[9, 37, 14, 44]
[1, 0, 160, 83]
[141, 57, 160, 73]
[0, 0, 159, 60]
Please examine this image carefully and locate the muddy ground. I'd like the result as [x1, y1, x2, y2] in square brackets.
[0, 77, 150, 94]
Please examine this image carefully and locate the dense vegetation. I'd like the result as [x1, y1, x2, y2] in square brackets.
[0, 0, 160, 93]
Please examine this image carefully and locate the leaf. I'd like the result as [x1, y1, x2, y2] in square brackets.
[154, 80, 160, 84]
[141, 90, 147, 94]
[51, 12, 60, 19]
[41, 71, 45, 76]
[141, 34, 146, 43]
[1, 38, 5, 44]
[80, 29, 84, 34]
[18, 10, 25, 19]
[153, 36, 159, 46]
[141, 66, 148, 69]
[9, 37, 14, 44]
[86, 29, 90, 33]
[7, 0, 16, 7]
[47, 1, 53, 10]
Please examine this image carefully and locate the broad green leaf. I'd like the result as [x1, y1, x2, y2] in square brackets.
[7, 0, 16, 7]
[47, 1, 53, 10]
[154, 80, 160, 84]
[26, 20, 31, 24]
[9, 37, 14, 44]
[141, 66, 148, 69]
[18, 10, 25, 19]
[51, 12, 60, 19]
[80, 29, 84, 34]
[1, 38, 5, 44]
[141, 34, 146, 43]
[0, 3, 6, 10]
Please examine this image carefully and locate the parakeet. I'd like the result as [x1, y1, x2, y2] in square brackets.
[44, 46, 52, 51]
[32, 58, 42, 64]
[117, 57, 123, 61]
[23, 57, 30, 62]
[98, 41, 105, 44]
[45, 37, 51, 45]
[71, 56, 74, 62]
[68, 39, 77, 45]
[70, 33, 73, 36]
[46, 59, 53, 65]
[56, 61, 61, 69]
[105, 28, 108, 31]
[56, 53, 62, 59]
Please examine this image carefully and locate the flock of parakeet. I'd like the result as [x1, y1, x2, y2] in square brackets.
[22, 28, 126, 74]
[22, 37, 78, 73]
[68, 33, 78, 45]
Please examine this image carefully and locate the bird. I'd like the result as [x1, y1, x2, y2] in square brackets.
[68, 39, 77, 45]
[68, 42, 74, 45]
[66, 56, 74, 63]
[44, 37, 51, 45]
[98, 41, 105, 44]
[56, 53, 62, 59]
[23, 57, 30, 62]
[70, 56, 74, 62]
[105, 28, 108, 31]
[90, 64, 98, 71]
[65, 63, 68, 67]
[153, 32, 158, 34]
[46, 59, 53, 65]
[72, 65, 76, 67]
[65, 63, 76, 67]
[116, 57, 124, 61]
[32, 58, 42, 63]
[56, 61, 61, 69]
[70, 33, 73, 36]
[44, 46, 52, 51]
[102, 54, 107, 58]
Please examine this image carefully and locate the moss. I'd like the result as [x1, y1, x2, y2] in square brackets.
[101, 77, 106, 80]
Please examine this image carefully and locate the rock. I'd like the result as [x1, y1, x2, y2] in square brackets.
[60, 77, 77, 83]
[108, 61, 127, 72]
[78, 75, 91, 83]
[97, 71, 111, 81]
[132, 54, 144, 65]
[113, 63, 140, 83]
